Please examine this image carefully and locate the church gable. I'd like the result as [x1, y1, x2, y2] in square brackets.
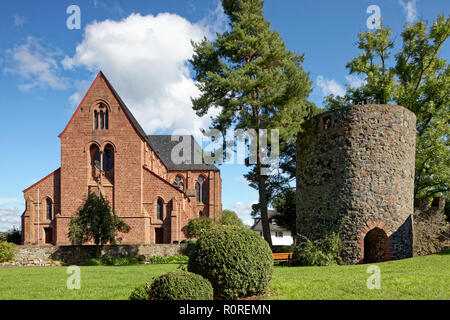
[59, 72, 144, 144]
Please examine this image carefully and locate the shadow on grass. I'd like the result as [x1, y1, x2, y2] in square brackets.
[435, 249, 450, 255]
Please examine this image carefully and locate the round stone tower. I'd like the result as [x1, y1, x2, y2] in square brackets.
[296, 104, 416, 264]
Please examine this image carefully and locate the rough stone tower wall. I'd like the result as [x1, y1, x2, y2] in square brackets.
[296, 104, 416, 264]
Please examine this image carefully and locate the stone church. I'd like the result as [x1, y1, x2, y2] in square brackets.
[21, 72, 222, 245]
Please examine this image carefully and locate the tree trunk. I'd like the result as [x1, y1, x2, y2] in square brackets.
[257, 129, 273, 249]
[95, 243, 101, 259]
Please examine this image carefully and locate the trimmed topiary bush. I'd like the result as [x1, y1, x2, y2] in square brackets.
[149, 270, 213, 300]
[188, 225, 273, 299]
[129, 283, 151, 300]
[186, 217, 214, 238]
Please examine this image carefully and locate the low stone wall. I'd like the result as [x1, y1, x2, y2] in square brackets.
[2, 244, 187, 267]
[413, 197, 450, 256]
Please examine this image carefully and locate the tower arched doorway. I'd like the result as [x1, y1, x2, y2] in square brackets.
[364, 227, 388, 263]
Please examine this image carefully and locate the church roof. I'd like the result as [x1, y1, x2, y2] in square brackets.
[147, 135, 219, 171]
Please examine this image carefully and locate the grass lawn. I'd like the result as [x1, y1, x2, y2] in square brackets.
[0, 251, 448, 300]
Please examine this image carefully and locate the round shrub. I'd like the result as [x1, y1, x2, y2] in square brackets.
[129, 283, 151, 300]
[188, 225, 273, 299]
[186, 217, 213, 238]
[149, 270, 213, 300]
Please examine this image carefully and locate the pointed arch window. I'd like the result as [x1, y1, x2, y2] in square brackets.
[195, 182, 201, 203]
[173, 175, 184, 191]
[100, 111, 104, 129]
[94, 103, 109, 130]
[202, 181, 207, 204]
[103, 147, 114, 171]
[157, 198, 164, 220]
[196, 176, 207, 204]
[46, 198, 53, 220]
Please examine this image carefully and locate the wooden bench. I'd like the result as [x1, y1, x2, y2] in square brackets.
[272, 252, 292, 264]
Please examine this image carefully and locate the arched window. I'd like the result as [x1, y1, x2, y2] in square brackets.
[173, 175, 184, 191]
[195, 182, 201, 203]
[46, 198, 53, 220]
[100, 110, 104, 129]
[94, 151, 101, 169]
[202, 181, 207, 204]
[196, 176, 207, 204]
[157, 198, 164, 220]
[103, 147, 114, 171]
[105, 110, 109, 129]
[90, 144, 101, 181]
[93, 103, 109, 130]
[199, 211, 203, 218]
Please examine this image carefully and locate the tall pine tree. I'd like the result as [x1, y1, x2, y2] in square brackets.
[190, 0, 312, 247]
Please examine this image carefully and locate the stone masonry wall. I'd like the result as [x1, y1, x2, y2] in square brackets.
[5, 244, 187, 267]
[413, 197, 450, 256]
[296, 104, 416, 264]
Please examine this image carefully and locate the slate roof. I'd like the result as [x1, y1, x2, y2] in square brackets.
[251, 210, 288, 232]
[147, 135, 219, 171]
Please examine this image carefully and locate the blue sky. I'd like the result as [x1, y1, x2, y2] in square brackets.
[0, 0, 448, 231]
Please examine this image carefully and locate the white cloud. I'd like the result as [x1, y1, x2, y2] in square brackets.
[231, 200, 258, 227]
[63, 9, 226, 135]
[0, 206, 21, 232]
[345, 74, 366, 89]
[0, 198, 20, 205]
[3, 37, 68, 91]
[316, 75, 346, 97]
[398, 0, 419, 24]
[14, 13, 26, 27]
[68, 78, 94, 108]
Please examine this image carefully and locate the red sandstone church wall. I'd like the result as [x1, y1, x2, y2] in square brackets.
[22, 169, 61, 245]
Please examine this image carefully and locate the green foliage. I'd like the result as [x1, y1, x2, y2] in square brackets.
[272, 246, 292, 253]
[137, 255, 146, 262]
[6, 227, 21, 245]
[291, 233, 343, 266]
[84, 258, 103, 266]
[149, 270, 213, 300]
[84, 257, 138, 266]
[325, 15, 450, 199]
[186, 217, 213, 238]
[0, 241, 16, 263]
[190, 0, 313, 247]
[129, 282, 152, 300]
[271, 188, 296, 235]
[0, 228, 21, 245]
[149, 255, 189, 264]
[102, 258, 138, 266]
[188, 225, 273, 299]
[69, 193, 131, 256]
[220, 210, 244, 227]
